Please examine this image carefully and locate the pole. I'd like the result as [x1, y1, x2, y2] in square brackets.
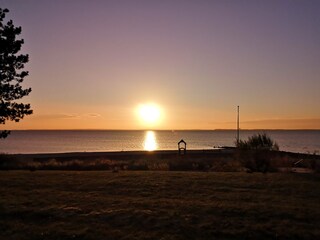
[237, 106, 240, 146]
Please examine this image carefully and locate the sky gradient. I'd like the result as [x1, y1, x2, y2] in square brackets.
[1, 0, 320, 130]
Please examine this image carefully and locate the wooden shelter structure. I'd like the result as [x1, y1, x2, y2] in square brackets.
[178, 139, 187, 155]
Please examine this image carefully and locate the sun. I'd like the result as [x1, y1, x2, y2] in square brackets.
[137, 103, 162, 125]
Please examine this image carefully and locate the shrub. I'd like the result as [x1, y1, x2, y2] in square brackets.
[236, 133, 279, 172]
[237, 133, 279, 151]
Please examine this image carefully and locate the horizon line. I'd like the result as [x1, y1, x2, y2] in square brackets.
[3, 128, 320, 131]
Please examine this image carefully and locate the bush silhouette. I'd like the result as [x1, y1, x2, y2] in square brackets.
[236, 133, 279, 172]
[237, 133, 279, 151]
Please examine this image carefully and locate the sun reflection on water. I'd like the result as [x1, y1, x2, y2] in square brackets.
[143, 131, 157, 151]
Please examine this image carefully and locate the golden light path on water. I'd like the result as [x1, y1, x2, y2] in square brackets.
[143, 131, 157, 151]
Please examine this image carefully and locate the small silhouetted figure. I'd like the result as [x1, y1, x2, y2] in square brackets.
[178, 139, 187, 155]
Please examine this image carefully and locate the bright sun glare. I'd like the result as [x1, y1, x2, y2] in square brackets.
[137, 103, 162, 125]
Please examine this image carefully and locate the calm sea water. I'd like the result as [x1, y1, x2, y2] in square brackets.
[0, 130, 319, 154]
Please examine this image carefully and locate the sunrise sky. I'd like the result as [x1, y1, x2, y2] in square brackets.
[1, 0, 320, 130]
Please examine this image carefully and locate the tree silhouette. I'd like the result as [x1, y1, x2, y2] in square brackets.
[0, 8, 32, 138]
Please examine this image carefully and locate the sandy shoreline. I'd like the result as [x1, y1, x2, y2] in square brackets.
[11, 148, 318, 159]
[12, 149, 234, 161]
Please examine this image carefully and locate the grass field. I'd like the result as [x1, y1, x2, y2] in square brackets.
[0, 171, 319, 239]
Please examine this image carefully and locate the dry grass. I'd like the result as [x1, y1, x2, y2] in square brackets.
[1, 150, 319, 173]
[0, 171, 319, 239]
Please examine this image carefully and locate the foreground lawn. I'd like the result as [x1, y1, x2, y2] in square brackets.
[0, 171, 319, 240]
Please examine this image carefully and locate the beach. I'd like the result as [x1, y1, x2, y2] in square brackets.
[2, 1, 320, 239]
[1, 148, 318, 172]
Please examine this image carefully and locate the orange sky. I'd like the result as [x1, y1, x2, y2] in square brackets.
[1, 0, 320, 130]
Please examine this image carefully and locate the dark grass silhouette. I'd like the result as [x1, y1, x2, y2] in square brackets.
[0, 171, 319, 239]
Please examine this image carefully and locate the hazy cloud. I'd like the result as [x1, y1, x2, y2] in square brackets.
[84, 113, 102, 118]
[33, 113, 101, 120]
[237, 118, 320, 129]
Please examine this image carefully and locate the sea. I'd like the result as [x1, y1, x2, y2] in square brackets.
[0, 130, 319, 154]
